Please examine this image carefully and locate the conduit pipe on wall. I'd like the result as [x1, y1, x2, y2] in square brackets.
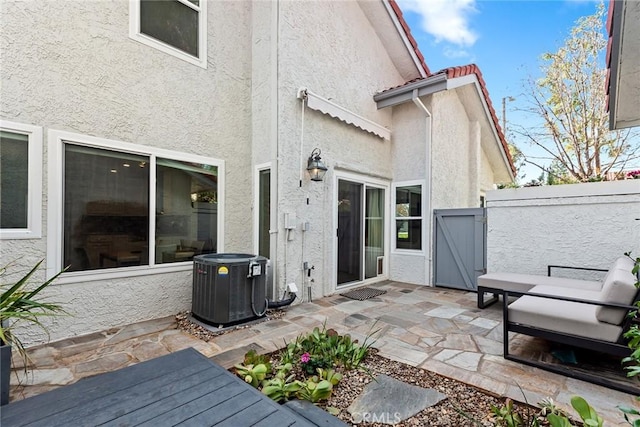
[411, 89, 435, 286]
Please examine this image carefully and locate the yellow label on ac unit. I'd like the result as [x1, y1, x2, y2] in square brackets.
[218, 266, 229, 275]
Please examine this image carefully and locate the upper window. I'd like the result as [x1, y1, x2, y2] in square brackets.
[48, 131, 222, 276]
[130, 0, 207, 68]
[394, 184, 422, 251]
[0, 121, 42, 239]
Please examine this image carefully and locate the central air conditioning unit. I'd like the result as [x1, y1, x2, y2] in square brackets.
[192, 253, 268, 326]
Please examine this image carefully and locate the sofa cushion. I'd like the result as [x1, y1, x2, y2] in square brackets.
[478, 272, 602, 293]
[595, 268, 638, 325]
[528, 285, 601, 302]
[509, 296, 623, 342]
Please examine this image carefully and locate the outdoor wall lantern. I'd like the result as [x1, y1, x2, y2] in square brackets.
[307, 148, 328, 182]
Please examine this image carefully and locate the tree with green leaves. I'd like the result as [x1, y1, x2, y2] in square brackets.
[513, 3, 639, 182]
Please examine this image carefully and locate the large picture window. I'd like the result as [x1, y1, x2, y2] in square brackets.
[51, 132, 221, 274]
[130, 0, 207, 68]
[0, 121, 42, 239]
[395, 184, 422, 250]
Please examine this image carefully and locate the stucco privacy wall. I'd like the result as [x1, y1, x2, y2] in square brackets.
[1, 0, 254, 345]
[486, 180, 640, 277]
[274, 1, 407, 297]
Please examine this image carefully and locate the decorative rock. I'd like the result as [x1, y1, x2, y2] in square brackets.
[347, 374, 446, 425]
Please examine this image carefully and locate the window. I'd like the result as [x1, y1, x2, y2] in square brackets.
[49, 130, 222, 276]
[394, 184, 422, 250]
[0, 121, 42, 239]
[256, 167, 271, 258]
[130, 0, 207, 68]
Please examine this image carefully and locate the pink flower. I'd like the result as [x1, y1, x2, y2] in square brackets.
[300, 352, 311, 363]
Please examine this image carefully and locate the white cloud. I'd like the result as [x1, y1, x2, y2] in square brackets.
[398, 0, 479, 47]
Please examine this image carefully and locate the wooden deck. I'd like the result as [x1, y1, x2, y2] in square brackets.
[1, 348, 345, 426]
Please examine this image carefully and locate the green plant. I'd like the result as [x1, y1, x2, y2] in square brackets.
[622, 252, 640, 378]
[261, 374, 302, 403]
[243, 349, 272, 373]
[316, 367, 343, 386]
[489, 398, 540, 427]
[296, 377, 333, 403]
[618, 400, 640, 426]
[233, 363, 268, 388]
[0, 260, 67, 368]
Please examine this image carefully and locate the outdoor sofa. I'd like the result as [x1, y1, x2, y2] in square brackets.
[479, 256, 639, 394]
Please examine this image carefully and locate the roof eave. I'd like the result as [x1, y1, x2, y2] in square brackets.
[373, 74, 447, 109]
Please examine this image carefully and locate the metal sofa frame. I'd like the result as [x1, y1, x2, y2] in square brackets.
[502, 288, 640, 395]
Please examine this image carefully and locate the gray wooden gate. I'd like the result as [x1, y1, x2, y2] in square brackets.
[433, 208, 486, 291]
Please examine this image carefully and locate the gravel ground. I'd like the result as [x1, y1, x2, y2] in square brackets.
[177, 312, 552, 426]
[319, 349, 544, 426]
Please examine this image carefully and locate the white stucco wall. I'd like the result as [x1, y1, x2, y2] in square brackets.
[431, 91, 475, 209]
[486, 180, 640, 277]
[273, 1, 409, 298]
[1, 0, 254, 345]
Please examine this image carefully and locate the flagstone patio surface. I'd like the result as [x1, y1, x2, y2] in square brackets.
[9, 281, 637, 425]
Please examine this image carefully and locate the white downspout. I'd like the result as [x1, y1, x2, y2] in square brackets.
[411, 89, 434, 286]
[269, 0, 280, 299]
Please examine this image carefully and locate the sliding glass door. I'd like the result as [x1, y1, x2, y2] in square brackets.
[337, 177, 387, 287]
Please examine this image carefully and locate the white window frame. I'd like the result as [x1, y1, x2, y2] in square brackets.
[333, 170, 390, 290]
[392, 180, 425, 254]
[0, 120, 43, 239]
[46, 129, 225, 282]
[129, 0, 207, 69]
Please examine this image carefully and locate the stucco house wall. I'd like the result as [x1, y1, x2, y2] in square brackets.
[1, 0, 254, 344]
[486, 180, 640, 277]
[273, 1, 406, 297]
[430, 91, 477, 209]
[2, 0, 513, 347]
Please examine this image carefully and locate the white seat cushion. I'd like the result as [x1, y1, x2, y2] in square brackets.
[509, 296, 623, 342]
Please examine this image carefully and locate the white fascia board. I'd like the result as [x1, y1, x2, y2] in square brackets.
[298, 88, 391, 140]
[382, 0, 427, 78]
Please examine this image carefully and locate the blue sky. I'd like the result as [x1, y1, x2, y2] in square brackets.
[396, 0, 604, 181]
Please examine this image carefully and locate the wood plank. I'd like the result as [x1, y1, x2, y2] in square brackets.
[252, 410, 307, 427]
[173, 389, 262, 427]
[2, 348, 210, 426]
[37, 363, 227, 427]
[214, 400, 282, 427]
[136, 382, 253, 427]
[98, 373, 237, 426]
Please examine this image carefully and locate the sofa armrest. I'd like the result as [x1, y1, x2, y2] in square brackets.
[546, 265, 608, 277]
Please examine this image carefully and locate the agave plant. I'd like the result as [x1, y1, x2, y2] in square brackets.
[0, 259, 67, 368]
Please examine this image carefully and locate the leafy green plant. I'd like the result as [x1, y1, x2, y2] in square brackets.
[489, 398, 539, 427]
[1, 260, 67, 369]
[243, 349, 272, 373]
[296, 377, 333, 403]
[261, 374, 302, 403]
[316, 367, 343, 386]
[618, 400, 640, 427]
[233, 363, 268, 388]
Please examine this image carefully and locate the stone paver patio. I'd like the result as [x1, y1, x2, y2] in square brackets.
[8, 281, 637, 425]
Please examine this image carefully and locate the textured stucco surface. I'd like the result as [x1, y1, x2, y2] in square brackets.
[431, 91, 474, 209]
[1, 0, 253, 345]
[486, 181, 640, 277]
[1, 0, 510, 345]
[273, 0, 407, 298]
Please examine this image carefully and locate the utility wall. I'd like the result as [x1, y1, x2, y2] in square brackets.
[486, 180, 640, 277]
